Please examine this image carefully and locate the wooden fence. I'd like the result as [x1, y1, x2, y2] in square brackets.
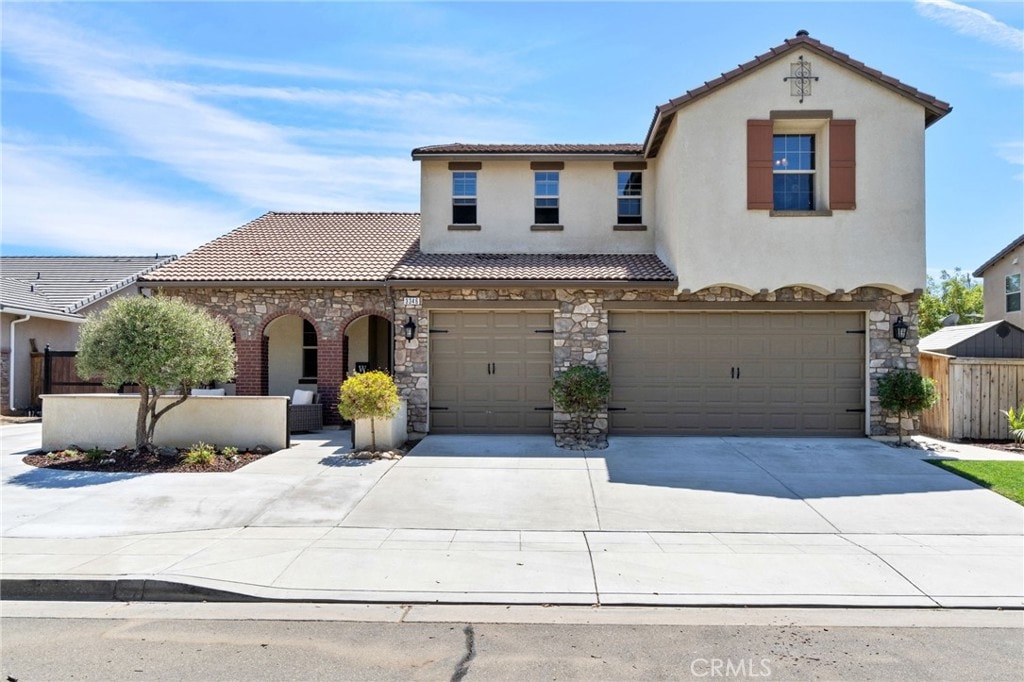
[919, 351, 1024, 440]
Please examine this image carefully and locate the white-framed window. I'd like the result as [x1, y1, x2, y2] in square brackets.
[616, 171, 642, 224]
[773, 134, 815, 211]
[452, 171, 477, 224]
[534, 171, 559, 224]
[1007, 274, 1021, 313]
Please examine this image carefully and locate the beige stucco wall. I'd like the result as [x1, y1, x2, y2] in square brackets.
[1, 293, 134, 412]
[353, 398, 408, 450]
[266, 314, 313, 396]
[980, 242, 1023, 326]
[346, 315, 369, 373]
[41, 394, 289, 451]
[653, 48, 927, 295]
[419, 158, 655, 254]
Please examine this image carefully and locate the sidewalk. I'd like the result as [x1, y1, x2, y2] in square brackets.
[2, 424, 1021, 608]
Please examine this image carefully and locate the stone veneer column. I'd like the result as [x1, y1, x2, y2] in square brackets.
[867, 296, 920, 436]
[553, 289, 609, 448]
[392, 291, 428, 435]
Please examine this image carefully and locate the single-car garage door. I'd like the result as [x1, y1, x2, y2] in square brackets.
[609, 311, 865, 436]
[429, 310, 553, 434]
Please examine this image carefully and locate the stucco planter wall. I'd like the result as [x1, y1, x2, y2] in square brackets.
[353, 398, 408, 451]
[41, 394, 289, 451]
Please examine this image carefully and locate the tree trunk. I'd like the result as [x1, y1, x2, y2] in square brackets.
[369, 417, 377, 452]
[135, 385, 151, 450]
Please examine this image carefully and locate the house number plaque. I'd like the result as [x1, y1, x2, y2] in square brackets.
[403, 296, 421, 306]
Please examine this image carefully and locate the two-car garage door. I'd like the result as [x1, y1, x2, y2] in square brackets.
[607, 311, 865, 436]
[427, 309, 866, 436]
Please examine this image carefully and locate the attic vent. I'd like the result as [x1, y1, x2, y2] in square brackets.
[474, 255, 509, 261]
[554, 255, 592, 261]
[997, 322, 1011, 339]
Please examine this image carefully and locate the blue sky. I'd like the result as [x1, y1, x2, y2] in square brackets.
[2, 1, 1021, 279]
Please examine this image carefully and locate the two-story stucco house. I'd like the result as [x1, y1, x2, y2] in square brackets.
[143, 32, 951, 443]
[973, 234, 1023, 328]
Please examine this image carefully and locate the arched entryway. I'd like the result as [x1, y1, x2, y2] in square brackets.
[263, 314, 319, 397]
[343, 314, 393, 378]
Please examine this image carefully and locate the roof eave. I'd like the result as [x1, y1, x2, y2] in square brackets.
[139, 279, 391, 289]
[0, 305, 85, 322]
[412, 151, 644, 161]
[387, 278, 678, 289]
[973, 234, 1024, 277]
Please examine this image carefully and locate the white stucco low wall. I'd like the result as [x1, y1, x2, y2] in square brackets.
[353, 399, 408, 451]
[41, 394, 289, 451]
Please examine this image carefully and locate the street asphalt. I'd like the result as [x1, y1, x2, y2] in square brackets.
[1, 422, 1021, 607]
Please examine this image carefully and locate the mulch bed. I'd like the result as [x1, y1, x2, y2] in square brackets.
[23, 447, 268, 473]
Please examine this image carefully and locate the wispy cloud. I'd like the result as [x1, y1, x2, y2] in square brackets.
[992, 71, 1024, 86]
[915, 0, 1024, 51]
[1, 6, 539, 254]
[995, 141, 1024, 181]
[1, 144, 249, 255]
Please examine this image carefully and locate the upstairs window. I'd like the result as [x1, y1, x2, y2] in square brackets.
[452, 171, 477, 224]
[617, 171, 642, 224]
[773, 134, 815, 211]
[302, 320, 317, 380]
[1007, 274, 1021, 313]
[534, 171, 559, 224]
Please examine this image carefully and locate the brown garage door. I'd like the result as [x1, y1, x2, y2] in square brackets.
[429, 310, 553, 434]
[609, 311, 865, 436]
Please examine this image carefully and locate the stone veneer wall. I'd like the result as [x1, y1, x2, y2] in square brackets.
[169, 284, 918, 439]
[391, 285, 919, 441]
[168, 287, 393, 425]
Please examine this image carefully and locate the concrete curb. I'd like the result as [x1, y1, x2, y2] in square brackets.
[1, 578, 266, 603]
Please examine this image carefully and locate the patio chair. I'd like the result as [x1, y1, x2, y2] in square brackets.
[289, 389, 323, 433]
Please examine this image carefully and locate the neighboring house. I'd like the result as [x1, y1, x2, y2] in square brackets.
[973, 234, 1023, 328]
[143, 31, 951, 441]
[0, 256, 176, 414]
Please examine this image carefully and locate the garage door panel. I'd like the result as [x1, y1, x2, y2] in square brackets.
[610, 311, 865, 436]
[430, 310, 552, 434]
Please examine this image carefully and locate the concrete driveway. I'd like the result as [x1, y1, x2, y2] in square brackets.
[2, 424, 1022, 607]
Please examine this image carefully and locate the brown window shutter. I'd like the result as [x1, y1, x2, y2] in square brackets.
[747, 120, 773, 209]
[830, 120, 856, 210]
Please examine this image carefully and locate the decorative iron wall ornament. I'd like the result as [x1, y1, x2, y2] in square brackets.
[784, 55, 818, 103]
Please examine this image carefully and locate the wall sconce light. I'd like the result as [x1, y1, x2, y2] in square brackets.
[402, 316, 417, 340]
[892, 316, 908, 343]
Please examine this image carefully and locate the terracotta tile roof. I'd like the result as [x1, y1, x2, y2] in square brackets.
[391, 252, 675, 282]
[412, 143, 642, 157]
[0, 256, 176, 316]
[645, 31, 952, 156]
[143, 212, 420, 283]
[973, 234, 1024, 277]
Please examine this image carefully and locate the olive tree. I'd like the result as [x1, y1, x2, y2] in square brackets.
[337, 370, 400, 452]
[877, 369, 939, 445]
[76, 296, 236, 450]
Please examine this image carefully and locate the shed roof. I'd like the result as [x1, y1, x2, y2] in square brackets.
[919, 320, 1024, 356]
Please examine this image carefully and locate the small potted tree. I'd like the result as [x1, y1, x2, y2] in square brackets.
[551, 364, 611, 450]
[337, 371, 401, 454]
[877, 369, 939, 445]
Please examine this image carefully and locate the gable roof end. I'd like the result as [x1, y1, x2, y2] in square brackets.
[644, 31, 952, 157]
[973, 234, 1024, 277]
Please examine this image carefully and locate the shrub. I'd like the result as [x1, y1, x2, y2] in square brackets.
[221, 445, 240, 457]
[551, 365, 611, 447]
[337, 371, 400, 452]
[877, 370, 939, 444]
[1001, 407, 1024, 445]
[185, 442, 216, 466]
[84, 447, 106, 463]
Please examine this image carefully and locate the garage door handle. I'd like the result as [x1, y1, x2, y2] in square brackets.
[730, 367, 735, 379]
[736, 367, 740, 379]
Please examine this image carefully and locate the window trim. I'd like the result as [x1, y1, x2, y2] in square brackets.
[1007, 273, 1021, 313]
[301, 319, 318, 381]
[616, 170, 643, 224]
[451, 170, 478, 225]
[772, 133, 816, 212]
[534, 170, 560, 225]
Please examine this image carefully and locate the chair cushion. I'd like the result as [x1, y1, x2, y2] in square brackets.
[292, 389, 315, 405]
[190, 388, 226, 396]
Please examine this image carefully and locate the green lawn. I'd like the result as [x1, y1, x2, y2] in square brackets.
[928, 460, 1024, 506]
